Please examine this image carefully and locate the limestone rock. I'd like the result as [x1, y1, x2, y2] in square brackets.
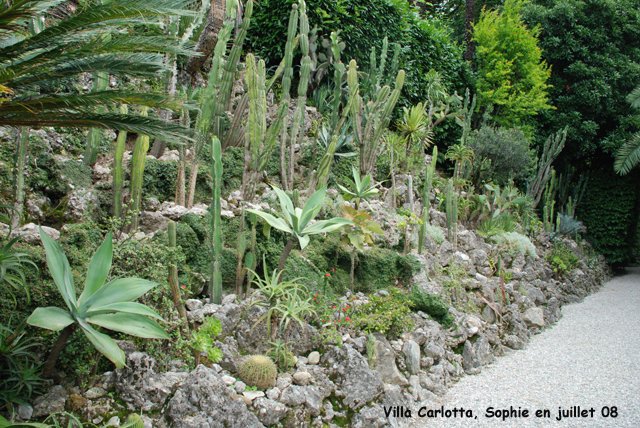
[165, 365, 263, 428]
[253, 397, 289, 426]
[402, 340, 421, 375]
[11, 223, 60, 244]
[307, 351, 320, 365]
[33, 385, 68, 418]
[522, 307, 545, 328]
[65, 189, 98, 221]
[279, 385, 326, 416]
[372, 334, 408, 386]
[504, 335, 525, 350]
[139, 211, 169, 233]
[65, 394, 87, 412]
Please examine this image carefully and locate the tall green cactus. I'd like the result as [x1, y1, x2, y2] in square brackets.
[543, 169, 557, 232]
[446, 179, 458, 249]
[211, 137, 223, 304]
[83, 71, 109, 166]
[168, 221, 188, 324]
[422, 145, 438, 212]
[309, 138, 337, 194]
[279, 3, 299, 189]
[347, 51, 405, 178]
[129, 106, 149, 231]
[113, 104, 128, 218]
[234, 212, 246, 299]
[242, 53, 287, 200]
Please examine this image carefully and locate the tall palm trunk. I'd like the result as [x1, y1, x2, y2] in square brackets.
[185, 0, 227, 81]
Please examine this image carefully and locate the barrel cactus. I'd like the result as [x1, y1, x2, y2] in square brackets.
[125, 414, 144, 428]
[238, 355, 277, 390]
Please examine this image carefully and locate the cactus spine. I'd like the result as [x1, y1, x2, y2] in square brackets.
[129, 106, 149, 231]
[168, 221, 188, 324]
[211, 137, 223, 304]
[348, 45, 405, 178]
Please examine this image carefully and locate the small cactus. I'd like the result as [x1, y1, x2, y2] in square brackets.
[125, 414, 144, 428]
[238, 355, 277, 390]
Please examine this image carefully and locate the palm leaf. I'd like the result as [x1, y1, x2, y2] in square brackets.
[614, 132, 640, 175]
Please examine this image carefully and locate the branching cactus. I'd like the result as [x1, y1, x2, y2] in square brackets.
[347, 54, 405, 179]
[211, 137, 223, 304]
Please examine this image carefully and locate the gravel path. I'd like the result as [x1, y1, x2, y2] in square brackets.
[405, 268, 640, 428]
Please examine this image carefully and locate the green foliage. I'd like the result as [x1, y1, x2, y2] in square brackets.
[474, 0, 552, 126]
[266, 339, 295, 371]
[190, 317, 223, 364]
[489, 231, 537, 259]
[546, 243, 579, 277]
[523, 0, 640, 163]
[337, 168, 380, 210]
[126, 414, 145, 428]
[469, 126, 535, 186]
[27, 229, 169, 369]
[0, 319, 44, 412]
[354, 289, 414, 339]
[410, 288, 454, 327]
[238, 355, 278, 390]
[424, 224, 445, 245]
[0, 237, 36, 307]
[576, 164, 639, 265]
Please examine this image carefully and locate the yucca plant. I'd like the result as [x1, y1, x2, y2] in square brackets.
[245, 186, 352, 272]
[337, 167, 380, 210]
[0, 0, 196, 140]
[27, 228, 169, 378]
[0, 237, 36, 306]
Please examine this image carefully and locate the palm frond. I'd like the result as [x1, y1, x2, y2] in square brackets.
[627, 84, 640, 109]
[614, 132, 640, 175]
[0, 112, 193, 144]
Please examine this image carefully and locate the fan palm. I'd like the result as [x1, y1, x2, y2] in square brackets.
[614, 84, 640, 175]
[0, 0, 198, 142]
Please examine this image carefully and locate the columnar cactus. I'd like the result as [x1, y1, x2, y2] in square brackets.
[129, 106, 149, 231]
[211, 137, 223, 304]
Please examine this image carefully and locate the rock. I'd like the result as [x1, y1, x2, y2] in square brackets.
[504, 335, 525, 350]
[474, 336, 494, 366]
[144, 197, 161, 211]
[84, 387, 108, 400]
[423, 343, 445, 361]
[213, 303, 242, 337]
[185, 299, 203, 311]
[65, 394, 87, 412]
[522, 307, 545, 328]
[139, 211, 169, 233]
[65, 189, 98, 221]
[470, 249, 488, 267]
[323, 345, 384, 410]
[372, 334, 408, 386]
[105, 416, 120, 427]
[25, 196, 48, 221]
[402, 340, 421, 375]
[462, 340, 480, 371]
[242, 390, 265, 400]
[527, 287, 547, 306]
[158, 150, 180, 162]
[165, 365, 263, 428]
[352, 406, 388, 428]
[307, 351, 320, 365]
[115, 352, 188, 412]
[234, 381, 246, 394]
[475, 272, 488, 284]
[266, 386, 281, 400]
[11, 223, 60, 244]
[33, 385, 68, 418]
[220, 210, 235, 218]
[159, 202, 189, 220]
[462, 315, 482, 336]
[293, 371, 312, 386]
[222, 375, 236, 386]
[17, 404, 33, 420]
[279, 385, 326, 416]
[482, 303, 500, 324]
[81, 398, 112, 422]
[276, 373, 292, 390]
[253, 397, 289, 426]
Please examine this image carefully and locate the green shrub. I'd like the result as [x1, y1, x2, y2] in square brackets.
[410, 288, 454, 327]
[424, 224, 444, 245]
[546, 243, 579, 277]
[469, 126, 535, 186]
[354, 289, 414, 339]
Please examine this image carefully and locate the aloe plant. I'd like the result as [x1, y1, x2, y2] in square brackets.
[245, 186, 352, 272]
[337, 167, 380, 210]
[27, 228, 168, 378]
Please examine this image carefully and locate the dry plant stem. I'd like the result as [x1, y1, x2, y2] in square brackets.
[168, 221, 189, 326]
[42, 324, 76, 379]
[176, 144, 186, 206]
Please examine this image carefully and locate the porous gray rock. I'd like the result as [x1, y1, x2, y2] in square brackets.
[424, 342, 445, 361]
[139, 211, 169, 233]
[462, 340, 480, 371]
[213, 303, 242, 337]
[474, 335, 494, 366]
[185, 299, 203, 311]
[307, 351, 320, 365]
[372, 334, 408, 386]
[65, 189, 98, 221]
[522, 307, 545, 328]
[402, 340, 421, 375]
[322, 345, 384, 410]
[165, 365, 264, 428]
[504, 335, 525, 350]
[32, 385, 68, 419]
[11, 223, 60, 244]
[253, 397, 289, 426]
[279, 385, 326, 416]
[351, 406, 388, 428]
[115, 352, 188, 412]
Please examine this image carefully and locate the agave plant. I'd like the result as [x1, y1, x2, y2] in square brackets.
[0, 0, 196, 140]
[245, 186, 352, 272]
[27, 228, 168, 378]
[337, 167, 380, 210]
[0, 237, 36, 306]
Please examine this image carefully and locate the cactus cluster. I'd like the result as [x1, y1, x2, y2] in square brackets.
[238, 355, 278, 390]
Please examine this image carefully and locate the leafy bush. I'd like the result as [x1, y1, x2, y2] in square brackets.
[490, 231, 536, 258]
[469, 126, 535, 186]
[354, 289, 414, 339]
[546, 243, 579, 277]
[424, 224, 445, 245]
[410, 288, 454, 327]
